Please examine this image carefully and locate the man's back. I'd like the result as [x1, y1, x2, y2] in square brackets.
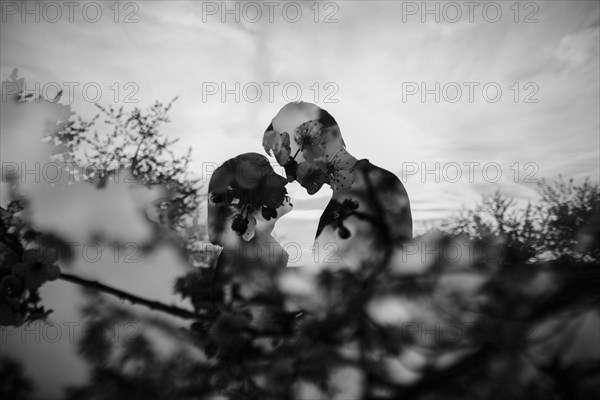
[315, 159, 412, 270]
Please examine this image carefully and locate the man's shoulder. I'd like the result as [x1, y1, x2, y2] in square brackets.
[354, 159, 413, 240]
[355, 159, 408, 195]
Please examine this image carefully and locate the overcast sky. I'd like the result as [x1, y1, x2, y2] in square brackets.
[1, 1, 599, 398]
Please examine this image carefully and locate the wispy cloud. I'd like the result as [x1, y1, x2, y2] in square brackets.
[1, 3, 598, 396]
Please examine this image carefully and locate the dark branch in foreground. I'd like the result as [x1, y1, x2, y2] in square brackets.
[59, 272, 212, 321]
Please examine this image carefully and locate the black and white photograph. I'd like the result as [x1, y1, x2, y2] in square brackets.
[1, 1, 599, 399]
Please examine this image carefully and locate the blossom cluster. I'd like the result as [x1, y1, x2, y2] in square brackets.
[1, 203, 60, 326]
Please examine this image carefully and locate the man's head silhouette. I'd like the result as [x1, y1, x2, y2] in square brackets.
[263, 101, 413, 242]
[263, 102, 349, 194]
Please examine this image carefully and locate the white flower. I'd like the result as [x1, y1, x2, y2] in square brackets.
[296, 148, 357, 193]
[366, 295, 411, 326]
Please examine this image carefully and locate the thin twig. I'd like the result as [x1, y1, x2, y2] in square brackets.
[59, 272, 212, 321]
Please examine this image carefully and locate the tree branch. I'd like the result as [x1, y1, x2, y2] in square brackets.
[59, 272, 213, 321]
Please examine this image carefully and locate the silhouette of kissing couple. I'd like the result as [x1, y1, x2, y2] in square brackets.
[207, 102, 412, 285]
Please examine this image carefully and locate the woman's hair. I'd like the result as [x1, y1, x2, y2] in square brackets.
[207, 153, 288, 244]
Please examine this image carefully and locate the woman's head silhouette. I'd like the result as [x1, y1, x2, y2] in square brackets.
[207, 152, 292, 246]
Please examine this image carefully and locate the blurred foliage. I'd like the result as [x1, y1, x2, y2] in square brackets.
[62, 291, 212, 400]
[1, 72, 599, 399]
[0, 356, 35, 400]
[63, 176, 600, 400]
[75, 99, 203, 233]
[443, 178, 600, 263]
[1, 70, 205, 327]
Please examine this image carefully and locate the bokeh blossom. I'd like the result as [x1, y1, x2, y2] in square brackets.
[11, 249, 60, 290]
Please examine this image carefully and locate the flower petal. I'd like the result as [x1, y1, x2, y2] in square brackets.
[294, 120, 323, 147]
[46, 264, 61, 281]
[242, 214, 257, 242]
[0, 275, 22, 297]
[24, 274, 46, 290]
[303, 143, 325, 162]
[274, 146, 291, 167]
[262, 130, 278, 156]
[22, 249, 40, 263]
[264, 130, 292, 166]
[261, 173, 288, 208]
[297, 161, 328, 194]
[11, 262, 29, 276]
